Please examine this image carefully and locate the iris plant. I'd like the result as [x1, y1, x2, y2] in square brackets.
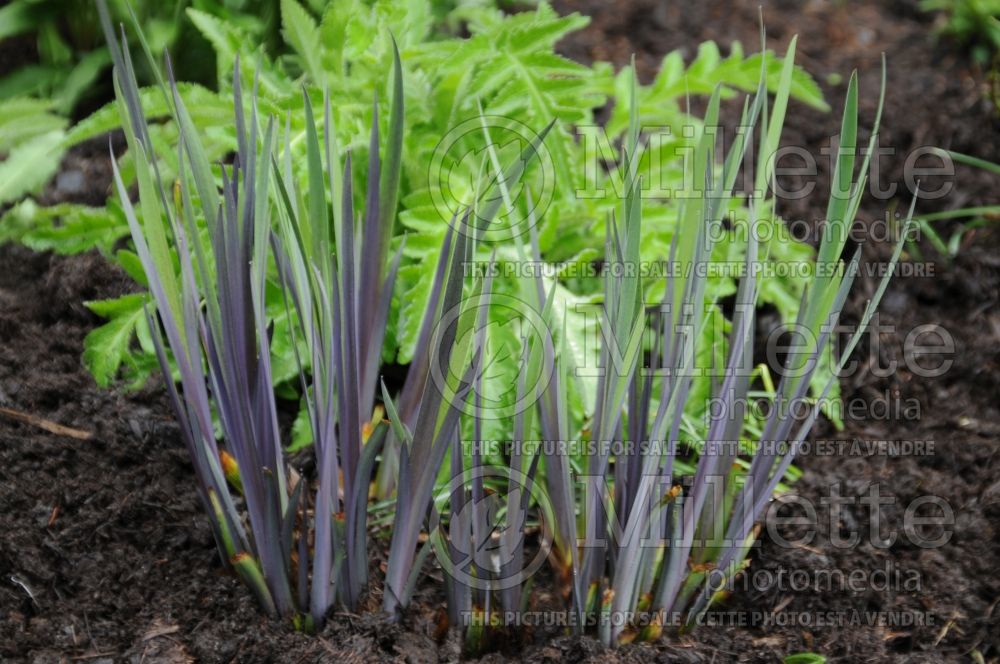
[103, 0, 914, 649]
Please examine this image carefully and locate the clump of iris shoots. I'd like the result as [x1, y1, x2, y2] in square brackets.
[103, 0, 914, 649]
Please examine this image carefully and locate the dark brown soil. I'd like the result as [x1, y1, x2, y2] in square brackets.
[2, 0, 999, 662]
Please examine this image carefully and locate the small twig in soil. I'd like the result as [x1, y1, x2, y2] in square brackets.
[9, 575, 40, 609]
[770, 595, 794, 615]
[142, 623, 180, 641]
[0, 406, 93, 440]
[933, 611, 964, 646]
[316, 638, 339, 656]
[83, 610, 98, 652]
[70, 652, 116, 661]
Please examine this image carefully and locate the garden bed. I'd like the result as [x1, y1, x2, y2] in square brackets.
[1, 0, 998, 661]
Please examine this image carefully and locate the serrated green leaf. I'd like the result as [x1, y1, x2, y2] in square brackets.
[287, 398, 314, 452]
[83, 294, 148, 387]
[66, 82, 230, 147]
[52, 49, 111, 115]
[186, 8, 245, 84]
[0, 98, 67, 152]
[281, 0, 324, 83]
[0, 130, 64, 205]
[114, 249, 149, 287]
[0, 200, 130, 255]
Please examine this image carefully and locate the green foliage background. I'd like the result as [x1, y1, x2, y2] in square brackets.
[0, 0, 838, 450]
